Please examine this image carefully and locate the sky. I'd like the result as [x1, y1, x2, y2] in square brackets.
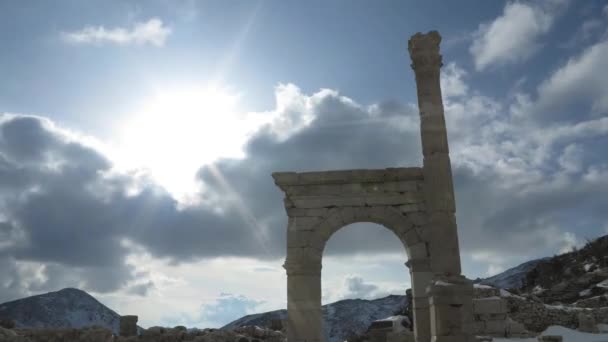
[1, 0, 608, 330]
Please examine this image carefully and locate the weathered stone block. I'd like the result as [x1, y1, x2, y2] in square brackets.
[473, 298, 507, 315]
[577, 312, 598, 333]
[484, 320, 506, 334]
[402, 228, 422, 245]
[412, 271, 434, 299]
[409, 242, 429, 259]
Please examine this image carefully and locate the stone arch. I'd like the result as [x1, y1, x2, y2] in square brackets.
[272, 31, 474, 342]
[317, 207, 434, 341]
[314, 206, 425, 261]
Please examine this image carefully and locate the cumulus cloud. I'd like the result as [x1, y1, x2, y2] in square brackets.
[342, 276, 380, 299]
[200, 293, 264, 327]
[62, 18, 171, 47]
[2, 52, 608, 305]
[533, 39, 608, 119]
[470, 0, 567, 71]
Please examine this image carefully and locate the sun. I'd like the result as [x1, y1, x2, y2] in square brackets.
[114, 84, 264, 201]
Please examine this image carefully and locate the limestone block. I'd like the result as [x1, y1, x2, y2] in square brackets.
[506, 319, 527, 334]
[364, 193, 423, 205]
[406, 258, 432, 272]
[430, 303, 464, 336]
[287, 207, 330, 217]
[285, 247, 315, 262]
[393, 223, 416, 240]
[308, 232, 327, 252]
[473, 298, 507, 315]
[292, 216, 323, 230]
[422, 154, 456, 212]
[412, 272, 434, 299]
[398, 203, 426, 213]
[408, 212, 429, 226]
[272, 172, 298, 185]
[413, 295, 431, 309]
[415, 225, 433, 242]
[402, 228, 422, 245]
[339, 206, 357, 224]
[413, 306, 432, 341]
[420, 114, 449, 156]
[484, 320, 506, 334]
[472, 321, 486, 334]
[287, 230, 314, 248]
[119, 315, 138, 337]
[409, 242, 430, 259]
[577, 312, 598, 333]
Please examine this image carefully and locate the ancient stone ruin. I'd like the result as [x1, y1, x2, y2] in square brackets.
[272, 31, 476, 342]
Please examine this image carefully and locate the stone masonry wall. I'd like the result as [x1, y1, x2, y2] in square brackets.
[505, 296, 608, 332]
[472, 285, 608, 335]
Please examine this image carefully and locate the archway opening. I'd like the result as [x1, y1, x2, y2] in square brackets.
[321, 222, 412, 342]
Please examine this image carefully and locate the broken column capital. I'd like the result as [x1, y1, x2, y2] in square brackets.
[408, 31, 443, 72]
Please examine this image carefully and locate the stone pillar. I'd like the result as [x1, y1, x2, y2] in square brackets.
[408, 31, 475, 342]
[119, 315, 138, 337]
[408, 31, 461, 276]
[284, 259, 323, 342]
[406, 259, 432, 342]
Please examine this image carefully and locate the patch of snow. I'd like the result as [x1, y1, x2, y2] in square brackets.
[499, 289, 512, 297]
[494, 325, 608, 342]
[579, 289, 592, 297]
[596, 279, 608, 289]
[598, 323, 608, 333]
[474, 284, 493, 289]
[583, 263, 595, 272]
[532, 285, 545, 295]
[435, 280, 454, 286]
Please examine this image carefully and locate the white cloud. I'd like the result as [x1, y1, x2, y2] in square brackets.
[440, 62, 468, 98]
[62, 18, 171, 47]
[470, 1, 565, 71]
[557, 144, 584, 174]
[535, 40, 608, 115]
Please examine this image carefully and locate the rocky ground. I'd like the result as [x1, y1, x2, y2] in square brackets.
[0, 325, 286, 342]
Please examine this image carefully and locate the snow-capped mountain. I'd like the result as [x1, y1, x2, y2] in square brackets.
[222, 294, 407, 342]
[476, 234, 608, 306]
[475, 258, 549, 289]
[0, 288, 121, 334]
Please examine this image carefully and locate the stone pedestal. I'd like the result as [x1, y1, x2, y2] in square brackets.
[427, 275, 476, 342]
[119, 315, 138, 337]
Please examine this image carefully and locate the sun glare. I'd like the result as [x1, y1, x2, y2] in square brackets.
[115, 85, 264, 201]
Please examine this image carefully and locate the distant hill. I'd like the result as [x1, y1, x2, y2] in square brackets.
[0, 288, 121, 334]
[475, 258, 550, 289]
[520, 235, 608, 305]
[476, 234, 608, 306]
[222, 294, 406, 342]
